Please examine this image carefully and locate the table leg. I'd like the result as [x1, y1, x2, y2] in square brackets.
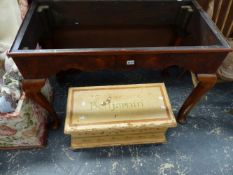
[22, 79, 59, 129]
[177, 74, 217, 124]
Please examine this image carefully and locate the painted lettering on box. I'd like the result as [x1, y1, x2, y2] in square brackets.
[90, 101, 143, 112]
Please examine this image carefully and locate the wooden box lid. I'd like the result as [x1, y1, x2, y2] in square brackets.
[64, 83, 176, 135]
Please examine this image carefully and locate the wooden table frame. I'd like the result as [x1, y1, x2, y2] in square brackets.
[8, 0, 232, 129]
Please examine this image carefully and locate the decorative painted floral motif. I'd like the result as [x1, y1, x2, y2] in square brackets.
[22, 126, 37, 138]
[0, 125, 17, 136]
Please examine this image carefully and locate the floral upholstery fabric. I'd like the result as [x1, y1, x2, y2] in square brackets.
[0, 55, 22, 114]
[0, 54, 52, 149]
[0, 91, 50, 149]
[0, 86, 19, 113]
[0, 0, 52, 149]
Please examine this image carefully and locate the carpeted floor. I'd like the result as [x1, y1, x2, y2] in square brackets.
[1, 68, 233, 175]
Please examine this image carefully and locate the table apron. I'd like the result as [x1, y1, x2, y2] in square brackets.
[13, 52, 228, 79]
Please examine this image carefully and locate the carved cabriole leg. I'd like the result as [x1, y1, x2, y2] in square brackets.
[22, 79, 59, 129]
[177, 74, 217, 124]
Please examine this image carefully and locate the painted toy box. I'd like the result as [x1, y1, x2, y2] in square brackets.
[65, 83, 176, 149]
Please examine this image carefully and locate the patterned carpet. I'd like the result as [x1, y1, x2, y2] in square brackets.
[1, 68, 233, 175]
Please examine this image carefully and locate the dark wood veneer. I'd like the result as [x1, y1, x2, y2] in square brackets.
[8, 0, 232, 128]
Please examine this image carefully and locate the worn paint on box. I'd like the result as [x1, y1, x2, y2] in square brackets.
[71, 132, 166, 149]
[64, 83, 176, 148]
[65, 83, 176, 134]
